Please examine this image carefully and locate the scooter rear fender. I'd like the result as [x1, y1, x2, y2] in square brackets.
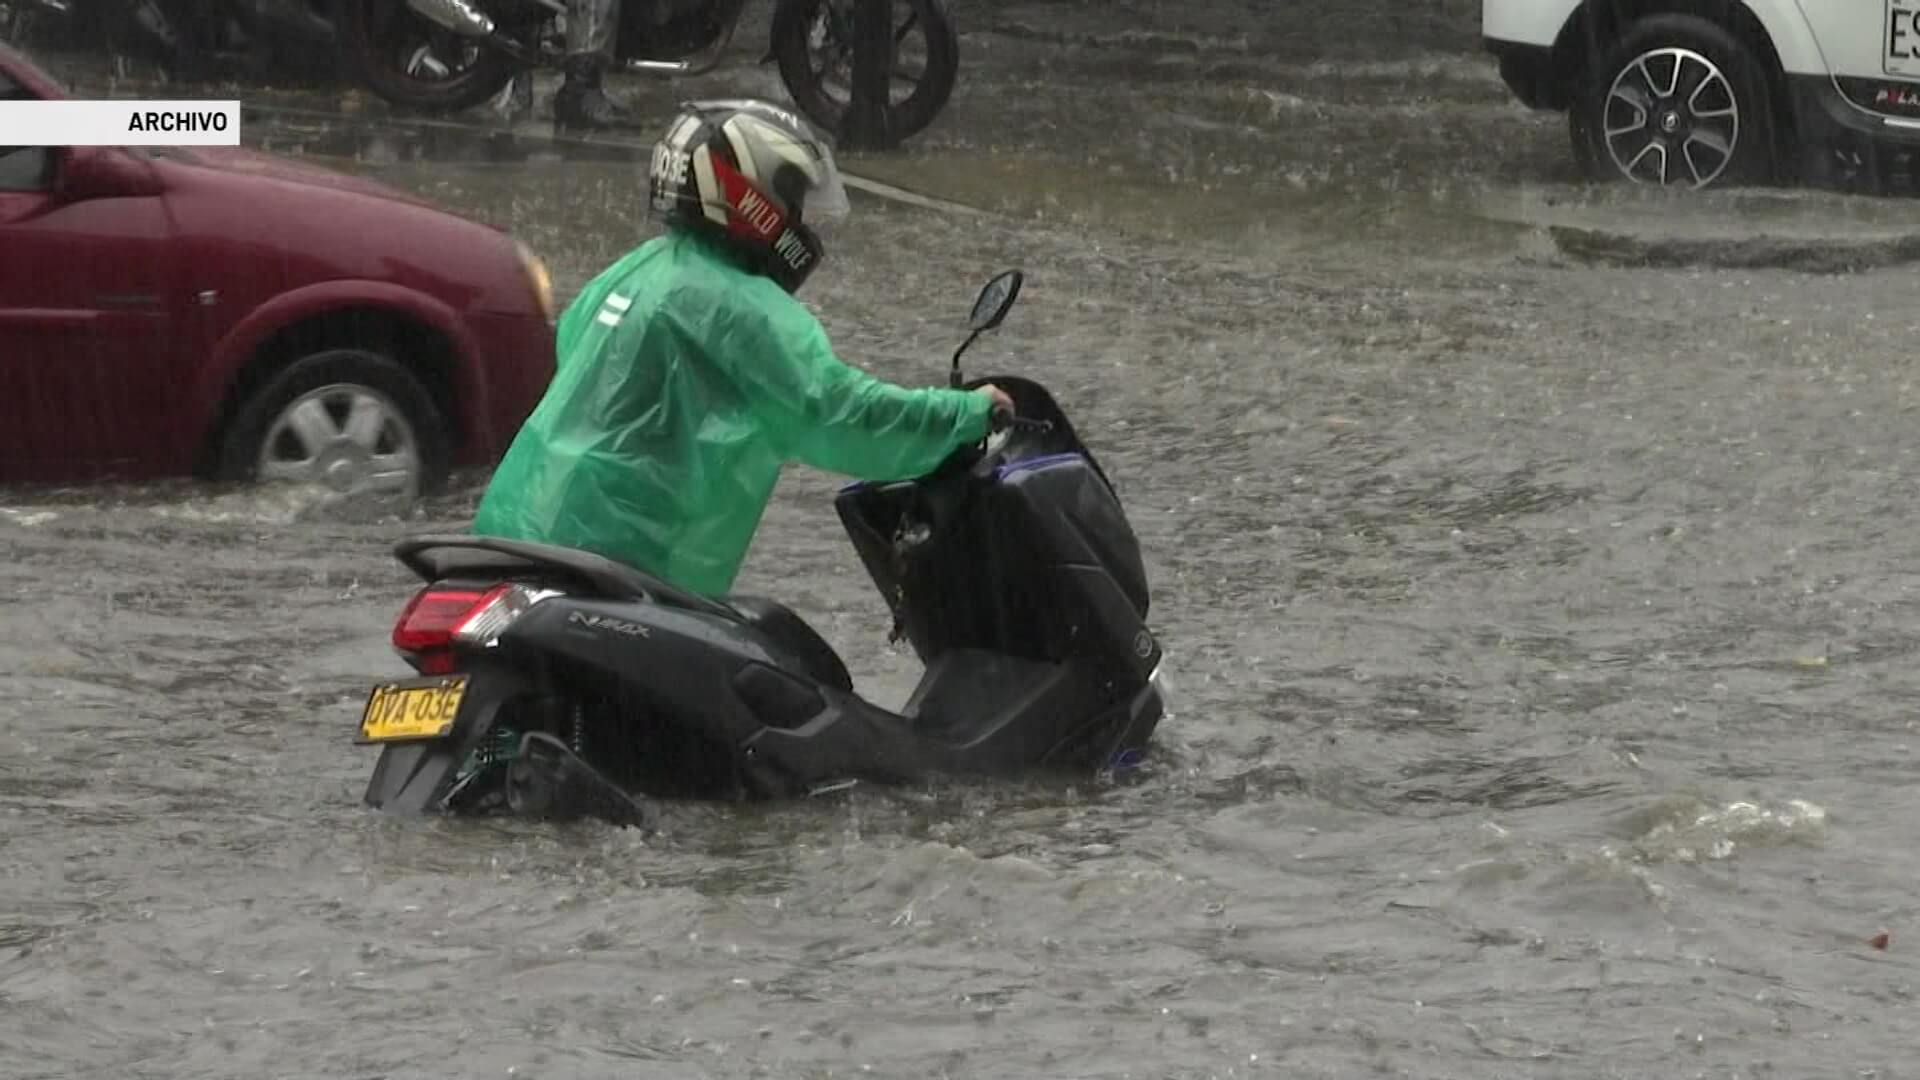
[362, 659, 537, 814]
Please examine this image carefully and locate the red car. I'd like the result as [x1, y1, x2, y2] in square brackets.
[0, 43, 556, 496]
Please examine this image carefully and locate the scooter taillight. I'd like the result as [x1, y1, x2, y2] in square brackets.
[391, 582, 560, 672]
[392, 586, 491, 654]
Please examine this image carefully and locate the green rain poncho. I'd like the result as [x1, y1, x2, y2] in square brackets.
[472, 229, 993, 597]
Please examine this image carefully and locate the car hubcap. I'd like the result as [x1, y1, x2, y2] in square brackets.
[1603, 47, 1740, 188]
[257, 384, 421, 498]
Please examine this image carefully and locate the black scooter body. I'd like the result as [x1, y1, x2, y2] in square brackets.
[363, 317, 1165, 822]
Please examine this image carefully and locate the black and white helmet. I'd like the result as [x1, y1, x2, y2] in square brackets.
[647, 98, 851, 294]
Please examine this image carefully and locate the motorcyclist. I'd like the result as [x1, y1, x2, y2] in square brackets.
[472, 98, 1014, 597]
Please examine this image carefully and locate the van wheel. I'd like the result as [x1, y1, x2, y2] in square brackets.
[216, 348, 451, 498]
[1573, 14, 1776, 189]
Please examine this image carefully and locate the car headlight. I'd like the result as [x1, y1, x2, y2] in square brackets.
[515, 239, 555, 325]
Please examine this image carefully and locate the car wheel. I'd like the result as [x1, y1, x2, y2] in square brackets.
[1573, 14, 1776, 189]
[216, 348, 451, 498]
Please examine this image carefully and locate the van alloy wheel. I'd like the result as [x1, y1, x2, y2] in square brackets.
[1573, 15, 1777, 191]
[1602, 46, 1741, 188]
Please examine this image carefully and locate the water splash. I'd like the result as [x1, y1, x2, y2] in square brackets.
[1608, 796, 1830, 865]
[141, 483, 420, 527]
[0, 506, 60, 527]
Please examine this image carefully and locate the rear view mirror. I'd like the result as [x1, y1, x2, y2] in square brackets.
[949, 269, 1027, 388]
[968, 269, 1023, 332]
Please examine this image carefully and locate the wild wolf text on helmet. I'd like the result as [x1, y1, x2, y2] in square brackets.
[645, 99, 852, 294]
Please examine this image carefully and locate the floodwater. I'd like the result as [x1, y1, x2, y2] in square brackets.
[7, 3, 1920, 1077]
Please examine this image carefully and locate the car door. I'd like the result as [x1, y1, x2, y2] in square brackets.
[1793, 0, 1920, 116]
[0, 80, 184, 479]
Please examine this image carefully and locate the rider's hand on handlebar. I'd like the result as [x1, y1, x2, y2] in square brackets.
[976, 384, 1016, 430]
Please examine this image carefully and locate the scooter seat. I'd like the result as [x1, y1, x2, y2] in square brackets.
[723, 595, 854, 694]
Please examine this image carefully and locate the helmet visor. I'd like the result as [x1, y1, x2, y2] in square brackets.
[805, 149, 851, 222]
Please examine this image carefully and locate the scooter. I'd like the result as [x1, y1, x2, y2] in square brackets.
[356, 270, 1168, 829]
[337, 0, 959, 142]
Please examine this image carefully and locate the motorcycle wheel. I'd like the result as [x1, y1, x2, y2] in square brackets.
[338, 0, 520, 113]
[771, 0, 959, 143]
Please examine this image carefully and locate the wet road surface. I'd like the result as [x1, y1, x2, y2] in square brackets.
[7, 4, 1920, 1077]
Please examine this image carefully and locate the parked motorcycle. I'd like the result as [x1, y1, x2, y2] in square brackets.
[338, 0, 959, 142]
[356, 270, 1169, 828]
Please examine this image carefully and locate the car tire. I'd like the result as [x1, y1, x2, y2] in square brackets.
[1572, 14, 1777, 189]
[215, 348, 452, 498]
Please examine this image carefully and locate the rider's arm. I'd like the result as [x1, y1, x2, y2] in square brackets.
[703, 294, 993, 482]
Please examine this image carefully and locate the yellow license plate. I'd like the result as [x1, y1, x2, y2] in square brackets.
[358, 676, 468, 743]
